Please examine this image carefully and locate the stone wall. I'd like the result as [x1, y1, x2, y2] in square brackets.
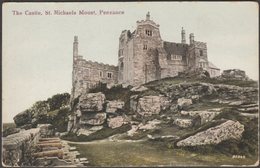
[2, 124, 54, 166]
[72, 56, 118, 100]
[2, 128, 41, 166]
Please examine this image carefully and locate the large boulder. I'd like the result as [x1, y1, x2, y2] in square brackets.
[13, 110, 32, 127]
[77, 126, 103, 136]
[180, 109, 221, 125]
[79, 92, 105, 112]
[221, 69, 249, 80]
[130, 85, 148, 92]
[176, 120, 244, 147]
[136, 96, 170, 116]
[107, 116, 125, 129]
[106, 100, 124, 113]
[178, 68, 210, 79]
[173, 118, 193, 128]
[159, 82, 216, 100]
[138, 119, 161, 130]
[79, 112, 106, 126]
[177, 98, 192, 109]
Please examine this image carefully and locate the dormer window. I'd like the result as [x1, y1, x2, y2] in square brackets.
[145, 30, 152, 36]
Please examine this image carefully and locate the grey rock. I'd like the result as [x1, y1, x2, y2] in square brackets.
[176, 120, 244, 147]
[106, 100, 125, 113]
[107, 116, 124, 128]
[79, 92, 105, 112]
[79, 112, 106, 126]
[130, 85, 148, 92]
[136, 95, 170, 116]
[177, 98, 192, 108]
[221, 69, 249, 80]
[13, 110, 32, 127]
[173, 118, 193, 128]
[180, 110, 221, 125]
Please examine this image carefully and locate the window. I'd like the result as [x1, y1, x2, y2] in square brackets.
[145, 30, 152, 36]
[120, 62, 124, 70]
[119, 49, 124, 56]
[200, 50, 203, 56]
[199, 62, 206, 68]
[171, 54, 182, 60]
[99, 71, 103, 78]
[143, 44, 147, 50]
[107, 72, 112, 79]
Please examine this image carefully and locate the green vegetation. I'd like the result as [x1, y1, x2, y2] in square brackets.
[14, 93, 71, 132]
[71, 140, 258, 167]
[3, 123, 16, 131]
[2, 123, 17, 137]
[61, 124, 131, 142]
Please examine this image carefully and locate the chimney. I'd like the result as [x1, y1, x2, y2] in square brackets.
[181, 27, 186, 44]
[189, 33, 194, 44]
[146, 12, 150, 20]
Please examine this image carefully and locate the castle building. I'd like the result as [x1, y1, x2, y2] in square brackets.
[71, 12, 220, 100]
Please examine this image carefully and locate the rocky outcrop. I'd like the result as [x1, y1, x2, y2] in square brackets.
[177, 98, 192, 109]
[136, 96, 170, 116]
[107, 116, 125, 129]
[173, 118, 193, 128]
[180, 109, 221, 125]
[130, 86, 148, 92]
[221, 69, 249, 80]
[77, 126, 103, 136]
[127, 125, 139, 136]
[178, 68, 210, 79]
[157, 82, 217, 101]
[106, 100, 124, 113]
[79, 112, 106, 126]
[176, 120, 244, 147]
[13, 110, 32, 127]
[138, 119, 161, 130]
[79, 92, 105, 112]
[214, 84, 257, 102]
[147, 134, 180, 141]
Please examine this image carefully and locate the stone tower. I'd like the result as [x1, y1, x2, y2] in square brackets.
[187, 33, 208, 69]
[118, 12, 164, 86]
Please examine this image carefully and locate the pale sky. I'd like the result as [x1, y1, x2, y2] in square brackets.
[2, 2, 259, 123]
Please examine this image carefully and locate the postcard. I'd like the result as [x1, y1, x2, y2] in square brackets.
[2, 2, 259, 167]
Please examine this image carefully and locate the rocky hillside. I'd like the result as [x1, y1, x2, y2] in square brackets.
[12, 93, 71, 133]
[62, 69, 258, 157]
[12, 69, 259, 157]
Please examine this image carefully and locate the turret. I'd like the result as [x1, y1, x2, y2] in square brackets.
[146, 12, 150, 20]
[181, 27, 186, 44]
[189, 33, 194, 45]
[73, 36, 78, 60]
